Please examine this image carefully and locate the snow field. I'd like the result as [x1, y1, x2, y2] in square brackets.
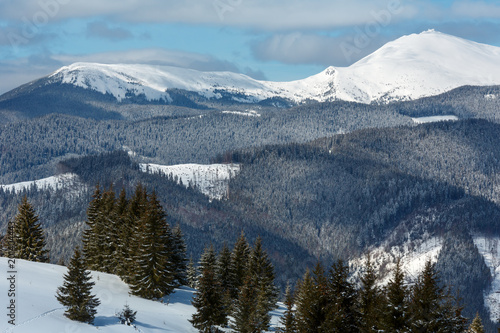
[0, 258, 285, 333]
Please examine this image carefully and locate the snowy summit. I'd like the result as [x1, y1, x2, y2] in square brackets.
[48, 30, 500, 105]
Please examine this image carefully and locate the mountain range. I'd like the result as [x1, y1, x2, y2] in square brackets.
[1, 30, 500, 331]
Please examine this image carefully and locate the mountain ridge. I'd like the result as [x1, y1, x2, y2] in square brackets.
[17, 30, 500, 106]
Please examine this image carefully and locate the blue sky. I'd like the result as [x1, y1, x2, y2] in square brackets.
[0, 0, 500, 94]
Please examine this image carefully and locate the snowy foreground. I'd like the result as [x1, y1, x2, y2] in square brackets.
[0, 258, 285, 333]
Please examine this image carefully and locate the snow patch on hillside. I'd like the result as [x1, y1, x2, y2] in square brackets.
[411, 115, 459, 124]
[221, 110, 261, 117]
[350, 236, 442, 285]
[139, 163, 240, 200]
[0, 173, 82, 195]
[473, 236, 500, 322]
[0, 258, 285, 333]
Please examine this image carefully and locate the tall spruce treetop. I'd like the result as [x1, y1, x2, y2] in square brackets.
[129, 191, 174, 300]
[82, 185, 105, 271]
[278, 282, 297, 333]
[359, 255, 382, 333]
[230, 231, 251, 300]
[410, 260, 442, 331]
[468, 313, 485, 333]
[383, 258, 409, 332]
[171, 224, 188, 287]
[13, 196, 49, 262]
[56, 247, 100, 324]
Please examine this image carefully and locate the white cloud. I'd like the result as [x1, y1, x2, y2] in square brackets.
[452, 1, 500, 18]
[0, 0, 415, 30]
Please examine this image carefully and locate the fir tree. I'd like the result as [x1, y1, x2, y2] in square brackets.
[190, 248, 227, 333]
[100, 186, 118, 273]
[187, 256, 198, 289]
[231, 275, 257, 333]
[216, 243, 233, 314]
[409, 260, 444, 332]
[13, 196, 49, 262]
[171, 224, 188, 287]
[323, 259, 360, 333]
[358, 255, 382, 333]
[118, 304, 137, 326]
[278, 282, 297, 333]
[129, 191, 174, 300]
[229, 231, 251, 300]
[294, 269, 319, 333]
[115, 188, 131, 279]
[382, 258, 409, 332]
[56, 248, 100, 324]
[82, 185, 105, 271]
[468, 313, 485, 333]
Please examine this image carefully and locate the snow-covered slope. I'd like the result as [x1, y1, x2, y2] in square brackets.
[139, 163, 240, 200]
[0, 173, 83, 195]
[47, 30, 500, 104]
[474, 236, 500, 322]
[0, 258, 285, 333]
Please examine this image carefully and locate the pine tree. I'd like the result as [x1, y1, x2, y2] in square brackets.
[382, 258, 409, 332]
[247, 237, 279, 321]
[187, 256, 198, 289]
[323, 259, 360, 333]
[295, 269, 320, 333]
[100, 186, 118, 273]
[278, 282, 297, 333]
[229, 231, 251, 300]
[129, 191, 174, 300]
[115, 188, 131, 279]
[231, 275, 257, 333]
[13, 196, 49, 262]
[56, 248, 100, 324]
[190, 248, 227, 333]
[409, 260, 443, 332]
[359, 255, 382, 333]
[118, 304, 137, 326]
[198, 244, 217, 283]
[468, 313, 485, 333]
[171, 224, 188, 287]
[216, 243, 233, 314]
[82, 185, 105, 271]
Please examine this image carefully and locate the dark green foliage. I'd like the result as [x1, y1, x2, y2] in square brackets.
[295, 270, 319, 333]
[216, 243, 233, 311]
[118, 304, 137, 326]
[129, 191, 175, 299]
[409, 260, 467, 333]
[278, 282, 297, 333]
[56, 248, 100, 324]
[187, 256, 198, 289]
[190, 247, 227, 333]
[12, 196, 49, 262]
[358, 255, 382, 333]
[171, 224, 188, 287]
[323, 260, 360, 333]
[231, 275, 257, 333]
[382, 258, 409, 332]
[229, 232, 251, 300]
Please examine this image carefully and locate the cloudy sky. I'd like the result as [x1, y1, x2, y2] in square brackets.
[0, 0, 500, 94]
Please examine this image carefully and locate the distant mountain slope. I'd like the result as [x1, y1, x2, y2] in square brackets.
[1, 30, 500, 123]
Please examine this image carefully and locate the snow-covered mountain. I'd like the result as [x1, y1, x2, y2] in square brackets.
[46, 30, 500, 104]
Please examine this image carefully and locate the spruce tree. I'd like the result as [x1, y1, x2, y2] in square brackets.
[187, 256, 198, 289]
[278, 282, 297, 333]
[382, 258, 409, 332]
[190, 248, 227, 332]
[323, 259, 360, 333]
[231, 275, 256, 333]
[294, 269, 319, 333]
[82, 185, 105, 271]
[229, 231, 251, 300]
[216, 243, 233, 314]
[13, 196, 49, 262]
[468, 313, 485, 333]
[129, 191, 174, 300]
[115, 188, 131, 279]
[56, 248, 100, 324]
[409, 260, 443, 332]
[359, 255, 382, 333]
[100, 186, 118, 273]
[171, 224, 188, 287]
